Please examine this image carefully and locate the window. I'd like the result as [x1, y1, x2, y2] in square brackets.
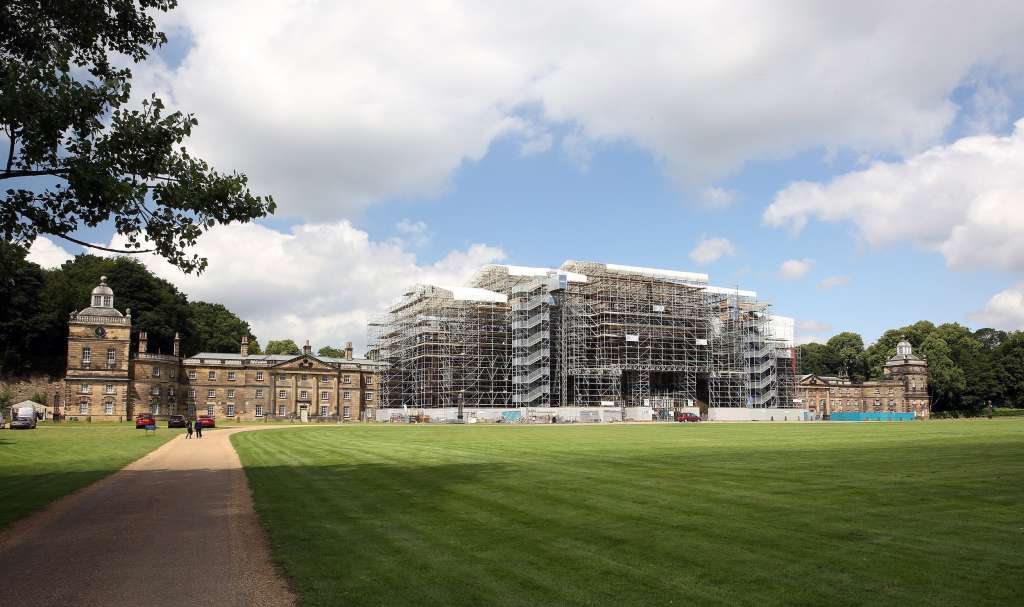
[80, 384, 90, 394]
[278, 404, 286, 416]
[365, 376, 373, 385]
[255, 389, 263, 399]
[107, 348, 116, 367]
[278, 375, 288, 382]
[79, 399, 89, 415]
[874, 387, 880, 395]
[320, 405, 329, 416]
[92, 295, 101, 306]
[278, 390, 287, 399]
[151, 386, 160, 396]
[343, 405, 351, 418]
[343, 375, 352, 384]
[299, 390, 308, 400]
[320, 391, 329, 401]
[301, 374, 308, 381]
[320, 376, 330, 383]
[188, 370, 197, 380]
[207, 405, 214, 417]
[343, 391, 351, 400]
[207, 389, 216, 399]
[255, 404, 264, 417]
[208, 371, 216, 380]
[153, 367, 161, 377]
[104, 401, 114, 415]
[256, 371, 264, 381]
[366, 392, 374, 401]
[104, 384, 114, 395]
[228, 371, 236, 381]
[188, 404, 195, 415]
[81, 347, 91, 364]
[170, 369, 176, 379]
[226, 404, 236, 417]
[188, 388, 196, 398]
[102, 295, 111, 307]
[153, 404, 161, 415]
[227, 389, 235, 400]
[168, 387, 175, 397]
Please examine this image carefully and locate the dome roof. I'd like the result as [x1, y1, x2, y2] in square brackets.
[92, 276, 113, 297]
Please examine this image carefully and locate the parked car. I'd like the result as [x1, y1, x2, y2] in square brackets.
[167, 414, 189, 428]
[135, 413, 155, 429]
[198, 415, 216, 428]
[675, 412, 701, 423]
[10, 405, 38, 429]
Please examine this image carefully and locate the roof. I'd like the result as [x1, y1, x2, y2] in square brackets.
[603, 263, 708, 283]
[447, 286, 508, 303]
[186, 352, 382, 366]
[703, 285, 757, 298]
[73, 306, 125, 319]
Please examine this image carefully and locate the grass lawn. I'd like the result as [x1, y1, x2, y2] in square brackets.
[0, 424, 179, 529]
[232, 420, 1024, 607]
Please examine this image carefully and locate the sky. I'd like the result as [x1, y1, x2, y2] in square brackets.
[19, 1, 1024, 352]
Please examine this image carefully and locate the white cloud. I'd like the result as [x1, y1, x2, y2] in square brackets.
[106, 222, 505, 353]
[970, 283, 1024, 329]
[818, 275, 850, 290]
[796, 334, 824, 346]
[394, 219, 431, 247]
[798, 319, 832, 334]
[689, 237, 736, 265]
[135, 2, 1024, 218]
[765, 120, 1024, 272]
[698, 187, 737, 208]
[26, 236, 73, 269]
[778, 258, 813, 280]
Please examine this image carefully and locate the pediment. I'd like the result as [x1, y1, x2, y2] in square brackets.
[271, 354, 335, 371]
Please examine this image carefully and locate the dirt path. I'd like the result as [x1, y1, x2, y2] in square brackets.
[0, 426, 296, 607]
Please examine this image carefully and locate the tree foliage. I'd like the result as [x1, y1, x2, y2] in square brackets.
[0, 245, 258, 376]
[1, 0, 274, 273]
[264, 340, 301, 356]
[317, 345, 345, 358]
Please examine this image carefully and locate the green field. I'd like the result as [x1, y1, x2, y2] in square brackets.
[233, 420, 1024, 607]
[0, 425, 178, 529]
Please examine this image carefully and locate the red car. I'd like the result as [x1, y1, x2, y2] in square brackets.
[675, 412, 701, 423]
[198, 415, 216, 428]
[135, 413, 155, 429]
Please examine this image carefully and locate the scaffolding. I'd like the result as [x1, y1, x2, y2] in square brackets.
[369, 261, 798, 411]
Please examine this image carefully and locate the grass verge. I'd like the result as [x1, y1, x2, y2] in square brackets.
[0, 425, 179, 529]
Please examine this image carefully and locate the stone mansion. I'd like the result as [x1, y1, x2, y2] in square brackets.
[64, 277, 382, 422]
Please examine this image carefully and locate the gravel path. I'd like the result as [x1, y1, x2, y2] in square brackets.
[0, 426, 296, 607]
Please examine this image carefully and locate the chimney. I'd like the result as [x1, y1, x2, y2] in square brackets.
[303, 340, 312, 356]
[138, 331, 148, 354]
[240, 335, 249, 357]
[173, 332, 181, 357]
[344, 341, 353, 360]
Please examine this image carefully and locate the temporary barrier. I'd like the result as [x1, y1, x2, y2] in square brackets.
[829, 412, 915, 422]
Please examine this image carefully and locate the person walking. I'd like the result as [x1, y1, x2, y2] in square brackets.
[194, 418, 203, 439]
[185, 421, 193, 439]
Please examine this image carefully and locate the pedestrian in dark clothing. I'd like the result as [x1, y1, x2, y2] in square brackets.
[195, 418, 203, 438]
[186, 422, 193, 439]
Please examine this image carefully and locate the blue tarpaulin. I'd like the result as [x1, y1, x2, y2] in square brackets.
[829, 412, 916, 422]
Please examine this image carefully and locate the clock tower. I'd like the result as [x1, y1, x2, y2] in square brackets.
[65, 276, 133, 421]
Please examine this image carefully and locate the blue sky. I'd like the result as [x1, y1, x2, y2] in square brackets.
[22, 2, 1024, 350]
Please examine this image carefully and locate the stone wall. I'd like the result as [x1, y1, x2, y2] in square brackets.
[0, 374, 65, 409]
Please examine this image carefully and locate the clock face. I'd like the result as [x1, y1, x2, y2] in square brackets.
[94, 326, 106, 338]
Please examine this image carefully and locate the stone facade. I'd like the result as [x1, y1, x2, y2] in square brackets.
[796, 339, 931, 418]
[62, 277, 381, 422]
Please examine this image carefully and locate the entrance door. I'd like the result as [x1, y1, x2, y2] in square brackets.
[299, 405, 309, 423]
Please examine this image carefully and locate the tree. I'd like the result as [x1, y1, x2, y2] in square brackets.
[318, 346, 345, 358]
[264, 340, 301, 356]
[1, 0, 274, 273]
[825, 332, 866, 380]
[998, 332, 1024, 408]
[0, 242, 60, 374]
[796, 342, 831, 376]
[187, 301, 257, 356]
[920, 334, 966, 412]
